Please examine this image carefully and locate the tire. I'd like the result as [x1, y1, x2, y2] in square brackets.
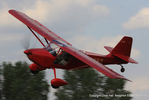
[120, 68, 125, 72]
[51, 84, 59, 89]
[30, 70, 39, 74]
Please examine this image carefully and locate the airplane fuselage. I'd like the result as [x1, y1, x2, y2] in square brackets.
[24, 48, 127, 71]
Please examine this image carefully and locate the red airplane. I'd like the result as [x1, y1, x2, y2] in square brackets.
[9, 9, 138, 88]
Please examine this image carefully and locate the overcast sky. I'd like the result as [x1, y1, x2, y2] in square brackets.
[0, 0, 149, 100]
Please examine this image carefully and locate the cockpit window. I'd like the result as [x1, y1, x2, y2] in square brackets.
[46, 46, 53, 52]
[45, 43, 61, 56]
[49, 50, 57, 56]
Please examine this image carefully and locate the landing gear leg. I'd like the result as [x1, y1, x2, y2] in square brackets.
[51, 68, 68, 89]
[53, 68, 56, 79]
[51, 68, 59, 89]
[120, 64, 125, 72]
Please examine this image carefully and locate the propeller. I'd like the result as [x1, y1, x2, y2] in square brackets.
[21, 34, 31, 50]
[21, 33, 47, 50]
[21, 27, 48, 50]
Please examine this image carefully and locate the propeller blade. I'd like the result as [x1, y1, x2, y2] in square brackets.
[21, 34, 31, 49]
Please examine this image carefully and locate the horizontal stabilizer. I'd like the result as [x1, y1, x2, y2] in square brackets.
[114, 54, 138, 64]
[104, 36, 138, 64]
[104, 46, 113, 53]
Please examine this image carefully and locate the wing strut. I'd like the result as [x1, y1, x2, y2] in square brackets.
[27, 26, 46, 47]
[44, 38, 49, 45]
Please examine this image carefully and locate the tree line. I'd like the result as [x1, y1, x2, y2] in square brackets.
[0, 61, 132, 100]
[0, 62, 49, 100]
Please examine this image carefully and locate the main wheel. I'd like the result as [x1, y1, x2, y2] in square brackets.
[31, 70, 39, 74]
[120, 67, 125, 72]
[51, 84, 59, 89]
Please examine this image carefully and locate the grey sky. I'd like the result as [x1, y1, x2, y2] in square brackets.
[0, 0, 149, 100]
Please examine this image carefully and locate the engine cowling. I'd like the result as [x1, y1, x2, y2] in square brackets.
[51, 78, 68, 88]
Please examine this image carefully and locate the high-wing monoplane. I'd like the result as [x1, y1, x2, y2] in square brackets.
[9, 9, 138, 88]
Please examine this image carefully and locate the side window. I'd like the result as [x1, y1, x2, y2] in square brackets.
[45, 43, 61, 56]
[50, 50, 57, 56]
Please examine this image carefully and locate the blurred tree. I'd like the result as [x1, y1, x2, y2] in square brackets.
[2, 61, 49, 100]
[102, 77, 132, 100]
[55, 68, 103, 100]
[55, 68, 132, 100]
[0, 64, 2, 100]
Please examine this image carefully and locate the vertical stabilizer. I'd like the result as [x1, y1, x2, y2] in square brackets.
[111, 36, 132, 57]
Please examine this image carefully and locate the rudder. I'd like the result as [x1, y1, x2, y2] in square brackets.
[111, 36, 132, 57]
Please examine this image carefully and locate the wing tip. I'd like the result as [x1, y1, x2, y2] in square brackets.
[110, 74, 131, 82]
[8, 9, 13, 13]
[107, 75, 132, 82]
[122, 77, 132, 82]
[117, 76, 132, 82]
[8, 9, 16, 14]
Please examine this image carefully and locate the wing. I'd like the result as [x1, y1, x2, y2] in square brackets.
[62, 46, 129, 80]
[8, 9, 72, 46]
[9, 9, 129, 81]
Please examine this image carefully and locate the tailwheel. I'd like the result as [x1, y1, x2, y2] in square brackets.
[120, 64, 125, 72]
[121, 67, 125, 72]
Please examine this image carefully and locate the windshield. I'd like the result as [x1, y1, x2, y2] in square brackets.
[45, 43, 62, 56]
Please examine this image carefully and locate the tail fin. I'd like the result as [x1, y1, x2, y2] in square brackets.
[111, 36, 132, 57]
[104, 36, 138, 64]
